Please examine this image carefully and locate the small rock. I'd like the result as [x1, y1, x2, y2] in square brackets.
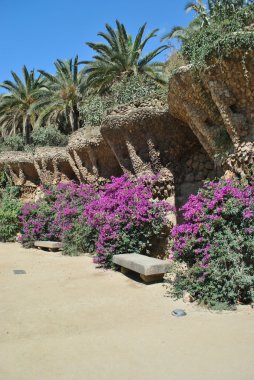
[183, 291, 194, 303]
[224, 170, 236, 180]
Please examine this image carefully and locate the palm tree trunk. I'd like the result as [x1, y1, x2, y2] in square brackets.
[23, 115, 32, 145]
[69, 106, 80, 132]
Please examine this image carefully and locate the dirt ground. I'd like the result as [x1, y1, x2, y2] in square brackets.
[0, 243, 254, 380]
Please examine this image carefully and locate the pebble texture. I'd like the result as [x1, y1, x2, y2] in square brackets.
[168, 50, 254, 175]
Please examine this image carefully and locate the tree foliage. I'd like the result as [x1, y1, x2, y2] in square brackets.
[79, 74, 166, 126]
[0, 67, 44, 143]
[162, 0, 253, 48]
[182, 4, 254, 68]
[82, 20, 168, 93]
[35, 56, 86, 132]
[0, 20, 169, 140]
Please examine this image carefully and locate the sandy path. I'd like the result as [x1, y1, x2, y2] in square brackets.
[0, 243, 254, 380]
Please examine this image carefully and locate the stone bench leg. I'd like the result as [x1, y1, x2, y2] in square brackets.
[121, 267, 129, 275]
[140, 273, 164, 283]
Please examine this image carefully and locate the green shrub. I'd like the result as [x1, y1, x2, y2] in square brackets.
[164, 51, 187, 78]
[0, 167, 13, 188]
[79, 75, 167, 126]
[79, 95, 113, 126]
[63, 221, 98, 256]
[181, 5, 254, 68]
[0, 187, 21, 242]
[0, 126, 68, 153]
[110, 74, 165, 104]
[0, 135, 25, 151]
[31, 126, 68, 147]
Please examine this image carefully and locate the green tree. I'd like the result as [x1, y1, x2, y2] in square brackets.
[185, 0, 210, 27]
[208, 0, 252, 21]
[0, 67, 44, 143]
[162, 0, 252, 45]
[186, 0, 251, 22]
[82, 20, 168, 93]
[161, 19, 202, 45]
[35, 56, 86, 132]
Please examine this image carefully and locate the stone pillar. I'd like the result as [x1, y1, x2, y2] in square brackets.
[208, 80, 246, 145]
[73, 151, 89, 181]
[125, 138, 152, 176]
[68, 151, 82, 183]
[87, 148, 99, 177]
[184, 103, 218, 159]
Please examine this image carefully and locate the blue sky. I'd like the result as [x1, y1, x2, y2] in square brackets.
[0, 0, 194, 90]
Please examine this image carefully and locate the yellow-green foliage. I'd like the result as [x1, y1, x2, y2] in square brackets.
[182, 4, 254, 68]
[0, 187, 21, 242]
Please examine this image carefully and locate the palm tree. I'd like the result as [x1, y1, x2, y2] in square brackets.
[161, 18, 203, 44]
[0, 67, 44, 143]
[82, 20, 169, 93]
[185, 0, 210, 27]
[161, 1, 209, 45]
[35, 56, 86, 132]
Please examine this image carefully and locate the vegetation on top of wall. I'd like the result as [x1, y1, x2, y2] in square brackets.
[162, 1, 254, 71]
[0, 135, 25, 152]
[31, 126, 68, 147]
[182, 4, 254, 69]
[0, 126, 68, 153]
[79, 75, 167, 126]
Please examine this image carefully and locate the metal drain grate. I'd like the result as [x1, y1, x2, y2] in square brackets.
[13, 270, 26, 275]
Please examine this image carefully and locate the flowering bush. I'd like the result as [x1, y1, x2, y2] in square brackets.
[63, 221, 98, 256]
[85, 175, 173, 267]
[19, 201, 56, 247]
[19, 182, 96, 248]
[169, 178, 254, 309]
[19, 175, 172, 264]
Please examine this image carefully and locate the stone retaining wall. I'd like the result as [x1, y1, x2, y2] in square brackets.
[0, 49, 253, 211]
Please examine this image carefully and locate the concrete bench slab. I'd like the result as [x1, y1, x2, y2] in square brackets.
[34, 241, 63, 251]
[113, 254, 170, 283]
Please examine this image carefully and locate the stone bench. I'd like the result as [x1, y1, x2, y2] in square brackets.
[34, 241, 63, 252]
[113, 254, 170, 283]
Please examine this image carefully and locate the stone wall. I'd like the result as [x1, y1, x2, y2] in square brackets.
[101, 106, 220, 215]
[0, 151, 39, 187]
[0, 49, 253, 213]
[168, 50, 254, 174]
[67, 126, 122, 183]
[34, 147, 75, 185]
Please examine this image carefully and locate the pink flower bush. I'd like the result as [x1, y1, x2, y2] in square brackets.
[170, 178, 254, 308]
[85, 175, 173, 267]
[19, 175, 173, 266]
[19, 182, 96, 247]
